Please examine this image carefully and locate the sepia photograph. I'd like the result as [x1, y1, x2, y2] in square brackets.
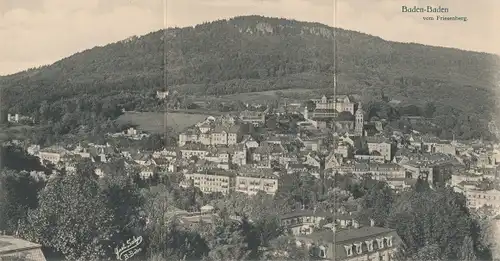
[1, 0, 500, 260]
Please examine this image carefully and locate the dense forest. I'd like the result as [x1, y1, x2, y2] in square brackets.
[0, 15, 499, 141]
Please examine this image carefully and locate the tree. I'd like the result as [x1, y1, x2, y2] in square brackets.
[303, 100, 316, 111]
[357, 181, 394, 226]
[21, 172, 115, 260]
[204, 219, 252, 261]
[253, 214, 284, 248]
[261, 236, 310, 261]
[387, 187, 492, 260]
[146, 217, 209, 261]
[411, 244, 442, 261]
[337, 111, 354, 121]
[0, 169, 43, 234]
[424, 102, 436, 118]
[100, 167, 145, 251]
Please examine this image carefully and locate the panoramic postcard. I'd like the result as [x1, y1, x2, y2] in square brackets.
[1, 0, 500, 260]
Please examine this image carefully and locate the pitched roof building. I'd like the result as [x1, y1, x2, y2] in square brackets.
[0, 236, 46, 261]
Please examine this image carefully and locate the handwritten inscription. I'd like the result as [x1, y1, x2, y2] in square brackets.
[115, 236, 143, 260]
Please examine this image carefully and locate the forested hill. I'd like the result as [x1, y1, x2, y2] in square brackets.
[1, 15, 499, 116]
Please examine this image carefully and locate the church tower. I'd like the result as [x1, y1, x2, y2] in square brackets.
[355, 103, 364, 136]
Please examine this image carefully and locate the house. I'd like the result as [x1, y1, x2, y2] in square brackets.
[7, 113, 20, 123]
[299, 136, 322, 152]
[241, 135, 259, 149]
[354, 155, 385, 163]
[386, 178, 416, 192]
[311, 95, 355, 115]
[211, 124, 243, 145]
[296, 225, 403, 261]
[353, 162, 406, 181]
[139, 165, 158, 179]
[27, 145, 41, 156]
[0, 235, 47, 261]
[410, 135, 456, 155]
[303, 153, 321, 168]
[132, 152, 153, 166]
[324, 152, 344, 171]
[366, 136, 392, 162]
[178, 116, 244, 146]
[461, 187, 500, 211]
[180, 143, 209, 160]
[240, 109, 267, 126]
[252, 142, 286, 166]
[38, 146, 70, 164]
[399, 162, 434, 184]
[181, 169, 236, 194]
[221, 144, 247, 166]
[156, 90, 169, 99]
[450, 173, 484, 187]
[280, 210, 335, 236]
[152, 148, 177, 160]
[235, 167, 279, 195]
[287, 163, 310, 174]
[6, 113, 33, 124]
[334, 143, 350, 158]
[339, 135, 355, 147]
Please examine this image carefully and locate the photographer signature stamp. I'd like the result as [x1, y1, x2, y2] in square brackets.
[114, 236, 143, 260]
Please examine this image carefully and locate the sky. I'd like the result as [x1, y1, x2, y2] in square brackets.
[0, 0, 498, 76]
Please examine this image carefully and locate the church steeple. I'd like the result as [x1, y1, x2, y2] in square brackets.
[355, 103, 364, 136]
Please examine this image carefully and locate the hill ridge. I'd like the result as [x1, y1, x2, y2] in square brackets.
[1, 15, 497, 79]
[0, 15, 498, 142]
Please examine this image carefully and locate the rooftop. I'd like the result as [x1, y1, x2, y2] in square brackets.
[299, 226, 396, 243]
[0, 236, 42, 255]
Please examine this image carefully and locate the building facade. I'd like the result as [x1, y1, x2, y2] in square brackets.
[296, 226, 403, 261]
[182, 171, 235, 194]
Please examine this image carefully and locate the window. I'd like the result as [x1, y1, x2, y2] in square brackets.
[344, 245, 353, 256]
[377, 238, 384, 249]
[365, 240, 374, 252]
[354, 243, 362, 254]
[385, 236, 393, 247]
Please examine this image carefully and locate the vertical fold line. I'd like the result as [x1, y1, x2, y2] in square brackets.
[332, 0, 338, 259]
[163, 0, 168, 148]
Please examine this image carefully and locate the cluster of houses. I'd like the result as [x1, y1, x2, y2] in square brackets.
[13, 94, 500, 260]
[451, 143, 500, 212]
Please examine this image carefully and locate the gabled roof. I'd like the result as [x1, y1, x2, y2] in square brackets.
[297, 226, 402, 260]
[0, 236, 44, 258]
